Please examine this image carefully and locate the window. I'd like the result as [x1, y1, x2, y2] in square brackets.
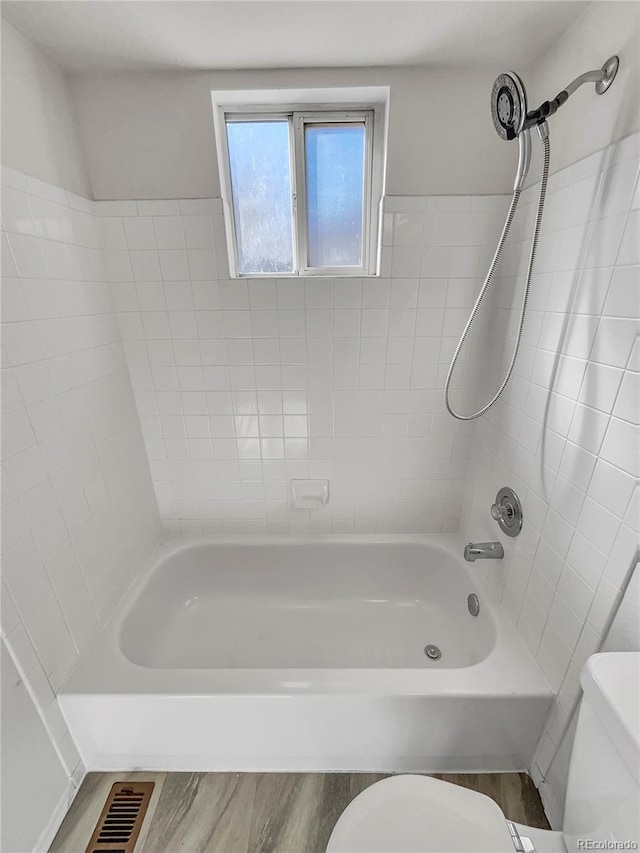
[226, 119, 294, 275]
[212, 89, 388, 277]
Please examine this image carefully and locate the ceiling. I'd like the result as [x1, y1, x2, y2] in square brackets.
[2, 1, 590, 74]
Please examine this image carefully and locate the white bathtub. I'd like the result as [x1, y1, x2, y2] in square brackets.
[59, 535, 553, 773]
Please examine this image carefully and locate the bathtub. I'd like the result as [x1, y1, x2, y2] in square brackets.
[59, 535, 552, 773]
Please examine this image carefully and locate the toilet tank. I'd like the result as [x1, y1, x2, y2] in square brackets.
[563, 653, 640, 851]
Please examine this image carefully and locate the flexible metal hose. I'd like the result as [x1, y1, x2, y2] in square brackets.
[444, 131, 551, 420]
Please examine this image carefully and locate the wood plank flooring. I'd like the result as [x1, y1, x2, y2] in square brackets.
[49, 771, 550, 853]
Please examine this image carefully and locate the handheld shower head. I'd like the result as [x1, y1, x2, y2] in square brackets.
[490, 72, 533, 190]
[491, 72, 528, 140]
[445, 54, 620, 421]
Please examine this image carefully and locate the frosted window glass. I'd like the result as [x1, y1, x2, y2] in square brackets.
[226, 121, 293, 274]
[305, 123, 365, 268]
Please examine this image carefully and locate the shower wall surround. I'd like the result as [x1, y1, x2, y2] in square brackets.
[1, 167, 162, 805]
[98, 195, 508, 534]
[460, 131, 639, 827]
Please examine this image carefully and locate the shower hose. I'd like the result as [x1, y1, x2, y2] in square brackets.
[444, 130, 551, 420]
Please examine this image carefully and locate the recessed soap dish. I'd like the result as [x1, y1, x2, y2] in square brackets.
[290, 479, 329, 509]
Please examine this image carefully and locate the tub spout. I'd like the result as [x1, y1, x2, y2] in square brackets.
[464, 541, 504, 562]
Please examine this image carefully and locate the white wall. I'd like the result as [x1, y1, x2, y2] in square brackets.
[1, 21, 163, 843]
[459, 3, 640, 827]
[1, 27, 102, 849]
[1, 164, 163, 848]
[1, 641, 69, 853]
[460, 129, 639, 827]
[602, 564, 639, 653]
[59, 2, 640, 202]
[1, 21, 92, 198]
[68, 65, 517, 199]
[98, 193, 507, 534]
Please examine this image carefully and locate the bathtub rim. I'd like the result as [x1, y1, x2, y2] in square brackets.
[61, 533, 553, 699]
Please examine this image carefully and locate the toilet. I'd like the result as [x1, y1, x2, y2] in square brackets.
[327, 652, 640, 853]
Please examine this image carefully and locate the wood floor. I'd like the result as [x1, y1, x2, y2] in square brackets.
[49, 771, 550, 853]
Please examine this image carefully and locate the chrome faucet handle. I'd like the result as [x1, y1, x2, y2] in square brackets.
[490, 502, 512, 522]
[491, 487, 523, 537]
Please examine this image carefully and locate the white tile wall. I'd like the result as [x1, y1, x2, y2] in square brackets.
[459, 131, 639, 827]
[99, 194, 508, 535]
[1, 167, 162, 790]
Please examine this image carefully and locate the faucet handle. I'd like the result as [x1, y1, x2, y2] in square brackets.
[491, 502, 511, 522]
[491, 487, 523, 537]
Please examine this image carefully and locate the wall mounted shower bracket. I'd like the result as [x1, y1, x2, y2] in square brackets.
[595, 56, 620, 95]
[522, 55, 619, 131]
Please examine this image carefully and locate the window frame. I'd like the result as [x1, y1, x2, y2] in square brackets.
[212, 91, 388, 279]
[293, 111, 374, 277]
[222, 111, 299, 277]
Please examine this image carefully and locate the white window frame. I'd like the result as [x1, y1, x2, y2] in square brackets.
[212, 88, 389, 278]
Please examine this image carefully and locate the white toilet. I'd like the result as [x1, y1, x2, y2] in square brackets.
[327, 652, 640, 853]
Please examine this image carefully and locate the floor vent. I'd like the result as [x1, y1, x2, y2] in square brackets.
[84, 781, 154, 853]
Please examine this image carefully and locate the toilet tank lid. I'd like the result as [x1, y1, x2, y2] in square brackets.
[581, 652, 640, 784]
